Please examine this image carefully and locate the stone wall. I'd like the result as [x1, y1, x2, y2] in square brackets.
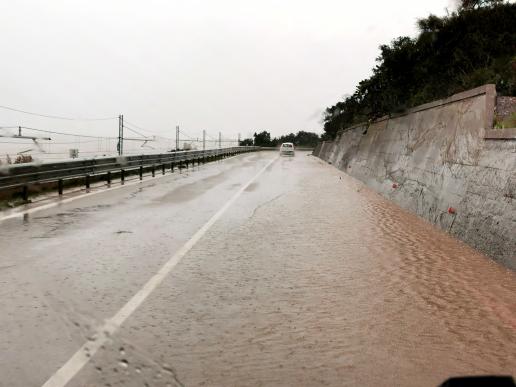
[314, 85, 516, 269]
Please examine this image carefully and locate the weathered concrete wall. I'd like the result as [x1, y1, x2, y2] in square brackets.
[314, 85, 516, 269]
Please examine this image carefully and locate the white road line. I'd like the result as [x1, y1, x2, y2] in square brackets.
[0, 156, 238, 223]
[40, 156, 277, 387]
[0, 178, 144, 222]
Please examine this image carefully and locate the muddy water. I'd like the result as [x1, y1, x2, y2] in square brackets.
[1, 152, 514, 387]
[67, 154, 516, 387]
[346, 190, 516, 385]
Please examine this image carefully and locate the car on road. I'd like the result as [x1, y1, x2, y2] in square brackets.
[280, 142, 295, 156]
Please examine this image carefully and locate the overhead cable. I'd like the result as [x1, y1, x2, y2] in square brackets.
[0, 104, 117, 121]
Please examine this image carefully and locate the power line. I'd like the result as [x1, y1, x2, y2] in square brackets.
[21, 126, 118, 140]
[179, 129, 197, 141]
[123, 125, 148, 138]
[113, 118, 233, 143]
[124, 125, 173, 141]
[0, 141, 39, 144]
[123, 120, 157, 134]
[3, 125, 174, 143]
[0, 139, 99, 145]
[0, 104, 117, 121]
[124, 120, 175, 141]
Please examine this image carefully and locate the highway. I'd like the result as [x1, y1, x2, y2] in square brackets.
[0, 151, 515, 387]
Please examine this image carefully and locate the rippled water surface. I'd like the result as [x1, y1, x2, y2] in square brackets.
[77, 154, 514, 387]
[1, 152, 514, 387]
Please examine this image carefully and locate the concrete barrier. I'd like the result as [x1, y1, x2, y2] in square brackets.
[314, 85, 516, 269]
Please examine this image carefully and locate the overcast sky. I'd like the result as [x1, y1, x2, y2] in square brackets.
[0, 0, 455, 141]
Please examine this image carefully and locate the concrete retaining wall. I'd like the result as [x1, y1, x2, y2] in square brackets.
[314, 85, 516, 269]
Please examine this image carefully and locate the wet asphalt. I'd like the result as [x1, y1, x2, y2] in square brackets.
[1, 151, 515, 387]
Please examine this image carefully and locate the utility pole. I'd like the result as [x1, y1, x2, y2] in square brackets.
[118, 114, 124, 155]
[0, 127, 51, 141]
[203, 130, 206, 151]
[176, 125, 180, 151]
[218, 131, 221, 149]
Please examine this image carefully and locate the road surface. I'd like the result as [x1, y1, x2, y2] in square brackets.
[0, 151, 515, 387]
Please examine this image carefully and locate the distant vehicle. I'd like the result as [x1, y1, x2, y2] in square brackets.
[279, 142, 295, 156]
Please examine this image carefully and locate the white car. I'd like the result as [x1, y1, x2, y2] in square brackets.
[279, 142, 295, 156]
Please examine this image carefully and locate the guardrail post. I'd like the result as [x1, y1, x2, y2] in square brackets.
[139, 166, 143, 180]
[121, 169, 125, 184]
[58, 179, 63, 195]
[85, 174, 90, 189]
[22, 185, 29, 202]
[152, 165, 155, 177]
[171, 162, 174, 172]
[162, 164, 165, 175]
[107, 171, 112, 185]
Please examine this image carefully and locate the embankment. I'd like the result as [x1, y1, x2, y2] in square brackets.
[314, 85, 516, 269]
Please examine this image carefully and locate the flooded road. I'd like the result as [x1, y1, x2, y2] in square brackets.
[0, 151, 515, 387]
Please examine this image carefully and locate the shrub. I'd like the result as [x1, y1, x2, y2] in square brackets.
[323, 1, 516, 138]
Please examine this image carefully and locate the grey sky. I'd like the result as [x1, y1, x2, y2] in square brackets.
[0, 0, 454, 141]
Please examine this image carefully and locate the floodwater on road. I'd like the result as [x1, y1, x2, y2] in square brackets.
[0, 151, 515, 387]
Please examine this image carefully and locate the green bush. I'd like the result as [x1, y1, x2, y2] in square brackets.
[494, 112, 516, 128]
[252, 131, 321, 147]
[323, 1, 516, 138]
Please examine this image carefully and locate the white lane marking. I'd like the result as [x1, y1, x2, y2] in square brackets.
[41, 156, 277, 387]
[0, 178, 146, 222]
[0, 155, 242, 223]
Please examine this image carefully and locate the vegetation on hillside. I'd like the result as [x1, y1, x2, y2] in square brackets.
[323, 0, 516, 139]
[494, 111, 516, 128]
[241, 130, 321, 147]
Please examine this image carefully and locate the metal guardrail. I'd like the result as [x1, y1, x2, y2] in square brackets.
[0, 146, 259, 200]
